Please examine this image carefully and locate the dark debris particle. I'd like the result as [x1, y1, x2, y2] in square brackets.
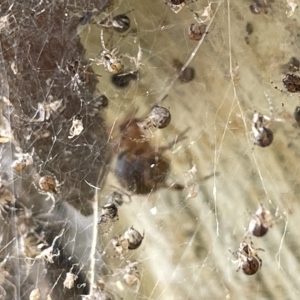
[246, 22, 253, 35]
[179, 67, 195, 83]
[111, 71, 139, 88]
[79, 12, 93, 25]
[98, 95, 109, 107]
[294, 106, 300, 124]
[173, 59, 195, 83]
[170, 0, 185, 4]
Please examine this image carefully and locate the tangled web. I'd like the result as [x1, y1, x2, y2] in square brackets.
[1, 0, 300, 299]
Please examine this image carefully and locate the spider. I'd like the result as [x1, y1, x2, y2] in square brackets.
[29, 95, 65, 123]
[166, 0, 212, 25]
[65, 59, 89, 87]
[81, 284, 115, 300]
[0, 255, 17, 299]
[247, 204, 273, 237]
[29, 288, 40, 300]
[96, 10, 133, 33]
[188, 23, 207, 41]
[138, 105, 171, 135]
[22, 231, 48, 259]
[252, 112, 274, 147]
[165, 0, 187, 13]
[63, 265, 79, 289]
[38, 175, 60, 194]
[91, 30, 124, 74]
[111, 226, 144, 259]
[106, 190, 132, 206]
[113, 107, 186, 194]
[0, 180, 16, 216]
[282, 73, 300, 93]
[123, 260, 141, 287]
[68, 114, 84, 139]
[229, 240, 264, 275]
[249, 0, 268, 14]
[57, 59, 94, 96]
[98, 202, 119, 232]
[33, 174, 61, 212]
[12, 151, 33, 173]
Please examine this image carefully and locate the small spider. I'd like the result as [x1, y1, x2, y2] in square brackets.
[34, 174, 61, 212]
[247, 204, 273, 237]
[29, 96, 65, 123]
[68, 114, 84, 139]
[111, 226, 144, 259]
[63, 265, 79, 289]
[97, 10, 132, 33]
[98, 191, 132, 234]
[249, 0, 268, 14]
[165, 0, 187, 13]
[12, 151, 33, 173]
[0, 180, 16, 215]
[29, 288, 40, 300]
[22, 231, 47, 259]
[65, 59, 89, 87]
[252, 112, 274, 147]
[286, 0, 297, 17]
[0, 255, 17, 299]
[123, 260, 141, 287]
[106, 190, 132, 206]
[188, 23, 207, 40]
[282, 73, 300, 93]
[138, 105, 171, 132]
[91, 30, 124, 74]
[82, 284, 115, 300]
[57, 59, 95, 96]
[230, 240, 264, 275]
[98, 203, 119, 227]
[38, 175, 60, 194]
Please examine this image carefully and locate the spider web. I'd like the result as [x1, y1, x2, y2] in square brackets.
[1, 0, 300, 299]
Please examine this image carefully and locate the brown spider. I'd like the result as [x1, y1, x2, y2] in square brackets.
[282, 73, 300, 93]
[230, 240, 264, 275]
[188, 24, 207, 41]
[247, 204, 273, 237]
[90, 30, 124, 74]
